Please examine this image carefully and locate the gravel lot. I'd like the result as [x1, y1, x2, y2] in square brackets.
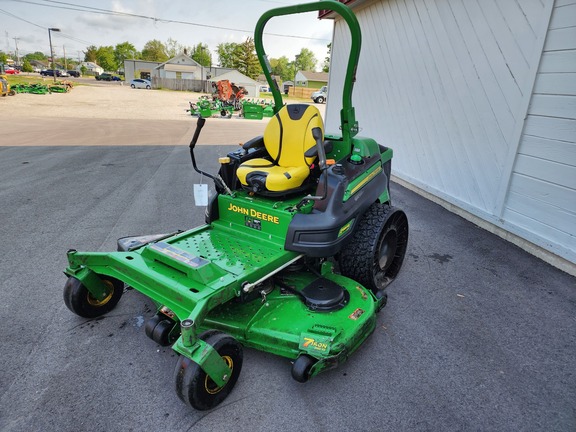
[3, 83, 326, 146]
[7, 82, 201, 121]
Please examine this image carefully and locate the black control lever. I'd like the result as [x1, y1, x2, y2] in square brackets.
[188, 117, 230, 194]
[293, 127, 329, 211]
[311, 127, 327, 171]
[190, 117, 206, 149]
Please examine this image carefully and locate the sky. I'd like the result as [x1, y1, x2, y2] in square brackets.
[0, 0, 334, 69]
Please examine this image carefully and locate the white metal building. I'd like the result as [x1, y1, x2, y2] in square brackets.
[324, 0, 575, 274]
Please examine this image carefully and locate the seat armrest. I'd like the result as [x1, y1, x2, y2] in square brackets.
[242, 136, 265, 150]
[304, 140, 334, 158]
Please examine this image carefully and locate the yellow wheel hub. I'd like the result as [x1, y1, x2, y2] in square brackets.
[205, 356, 233, 395]
[87, 280, 114, 307]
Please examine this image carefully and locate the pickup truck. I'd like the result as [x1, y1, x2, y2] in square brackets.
[311, 85, 327, 104]
[95, 73, 114, 81]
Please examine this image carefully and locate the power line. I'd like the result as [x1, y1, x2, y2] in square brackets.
[0, 8, 44, 30]
[0, 7, 95, 47]
[6, 0, 330, 42]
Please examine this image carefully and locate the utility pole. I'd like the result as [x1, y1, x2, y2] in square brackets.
[13, 37, 20, 66]
[63, 45, 67, 71]
[48, 28, 61, 83]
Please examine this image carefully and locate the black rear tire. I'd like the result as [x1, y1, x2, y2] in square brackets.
[340, 204, 408, 295]
[174, 331, 243, 411]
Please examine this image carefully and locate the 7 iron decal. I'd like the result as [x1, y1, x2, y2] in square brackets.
[299, 334, 331, 354]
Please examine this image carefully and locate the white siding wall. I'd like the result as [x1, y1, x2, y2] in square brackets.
[327, 0, 575, 264]
[502, 0, 576, 262]
[162, 71, 196, 80]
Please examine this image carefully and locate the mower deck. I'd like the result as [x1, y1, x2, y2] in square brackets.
[66, 189, 380, 378]
[201, 269, 377, 376]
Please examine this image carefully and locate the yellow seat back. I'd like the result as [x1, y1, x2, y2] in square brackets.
[264, 104, 324, 168]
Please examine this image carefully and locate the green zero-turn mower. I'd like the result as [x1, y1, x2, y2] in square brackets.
[63, 0, 409, 411]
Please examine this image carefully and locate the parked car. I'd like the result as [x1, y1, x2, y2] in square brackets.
[311, 85, 328, 104]
[95, 73, 114, 81]
[5, 67, 20, 75]
[67, 70, 80, 77]
[59, 70, 69, 77]
[40, 69, 62, 77]
[130, 79, 151, 89]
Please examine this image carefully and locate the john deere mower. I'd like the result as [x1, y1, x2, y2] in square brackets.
[63, 1, 408, 411]
[1, 65, 15, 97]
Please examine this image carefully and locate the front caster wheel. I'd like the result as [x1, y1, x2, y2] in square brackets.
[291, 354, 316, 383]
[174, 331, 243, 411]
[63, 276, 123, 318]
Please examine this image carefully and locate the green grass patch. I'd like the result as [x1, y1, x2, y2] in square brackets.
[6, 75, 86, 87]
[6, 75, 46, 86]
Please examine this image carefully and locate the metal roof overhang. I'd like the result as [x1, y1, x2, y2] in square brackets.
[162, 64, 198, 73]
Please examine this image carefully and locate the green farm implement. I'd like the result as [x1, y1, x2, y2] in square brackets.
[64, 0, 408, 411]
[241, 98, 275, 120]
[11, 81, 72, 94]
[187, 96, 234, 118]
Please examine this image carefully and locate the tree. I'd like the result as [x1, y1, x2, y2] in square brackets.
[295, 47, 317, 72]
[0, 51, 7, 65]
[96, 46, 117, 71]
[141, 39, 168, 62]
[165, 37, 192, 58]
[270, 56, 292, 82]
[24, 51, 47, 61]
[216, 42, 242, 69]
[114, 42, 138, 68]
[165, 37, 179, 58]
[84, 45, 98, 63]
[191, 43, 211, 67]
[216, 38, 260, 78]
[22, 59, 34, 72]
[237, 38, 261, 79]
[270, 56, 294, 81]
[322, 43, 331, 73]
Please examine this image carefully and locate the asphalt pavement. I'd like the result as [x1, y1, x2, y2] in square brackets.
[0, 144, 574, 432]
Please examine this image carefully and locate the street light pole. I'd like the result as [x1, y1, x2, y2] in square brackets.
[48, 28, 61, 83]
[293, 54, 300, 97]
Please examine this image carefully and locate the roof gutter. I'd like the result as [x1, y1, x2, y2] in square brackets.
[319, 0, 371, 19]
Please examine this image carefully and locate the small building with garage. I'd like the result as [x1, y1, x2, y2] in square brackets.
[154, 54, 202, 80]
[295, 70, 329, 88]
[123, 59, 161, 82]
